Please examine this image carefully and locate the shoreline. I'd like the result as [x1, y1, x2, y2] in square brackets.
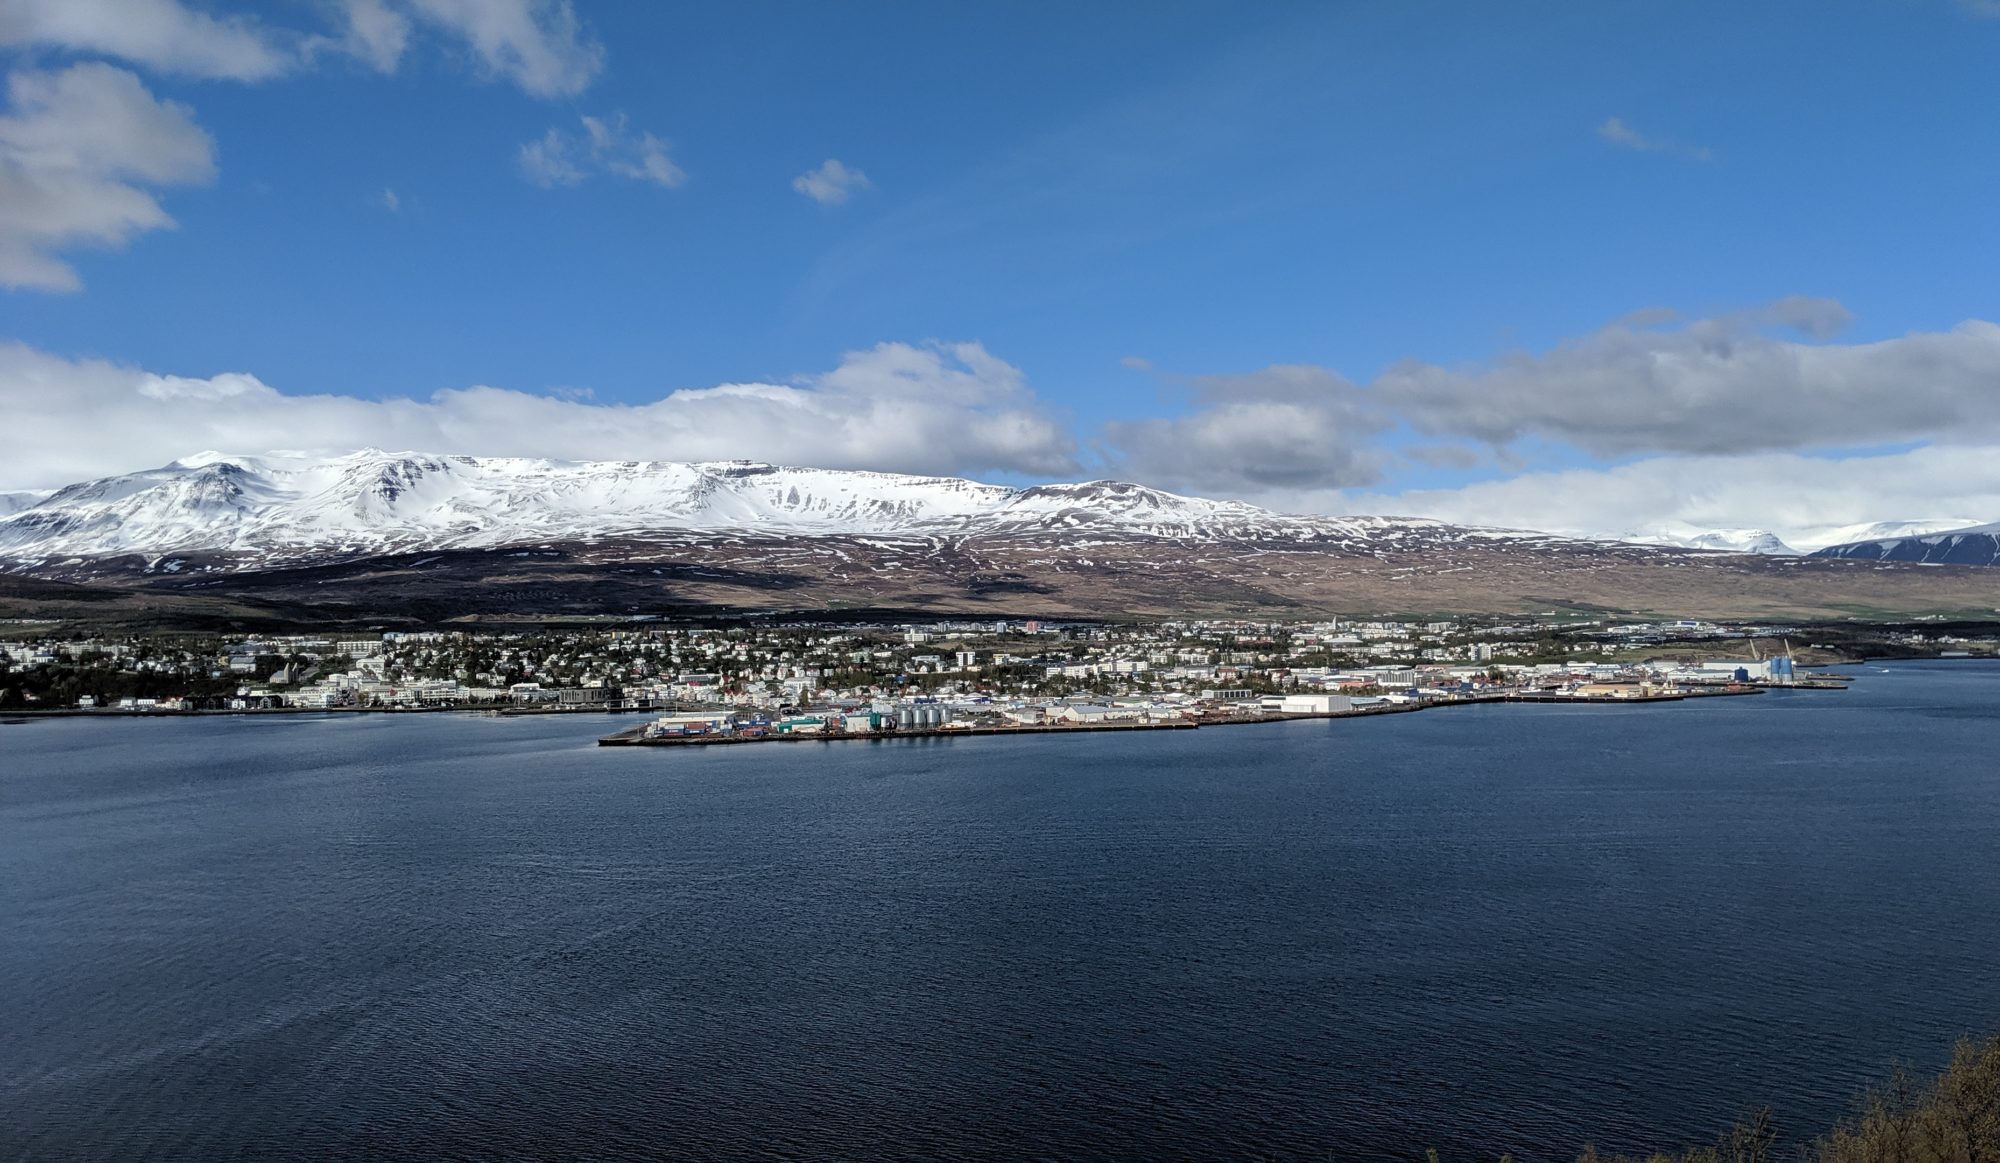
[595, 686, 1773, 748]
[0, 677, 1842, 732]
[15, 650, 1993, 729]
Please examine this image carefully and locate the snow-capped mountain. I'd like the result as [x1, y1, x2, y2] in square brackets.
[0, 450, 1532, 569]
[1790, 518, 1985, 553]
[1604, 519, 1996, 556]
[1811, 520, 2000, 565]
[0, 490, 49, 517]
[7, 451, 1992, 622]
[1611, 527, 1799, 555]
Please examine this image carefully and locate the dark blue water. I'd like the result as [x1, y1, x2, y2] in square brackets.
[4, 662, 1998, 1160]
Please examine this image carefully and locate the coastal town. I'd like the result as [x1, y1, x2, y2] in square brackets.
[6, 615, 1993, 737]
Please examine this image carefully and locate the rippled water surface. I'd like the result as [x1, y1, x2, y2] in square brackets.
[5, 661, 1999, 1160]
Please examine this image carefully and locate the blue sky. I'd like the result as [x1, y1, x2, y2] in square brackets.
[3, 0, 2000, 546]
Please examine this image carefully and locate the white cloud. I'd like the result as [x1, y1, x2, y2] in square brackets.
[792, 158, 871, 205]
[582, 115, 682, 186]
[0, 2, 604, 291]
[379, 187, 400, 212]
[403, 0, 600, 97]
[0, 63, 215, 291]
[0, 340, 1078, 490]
[332, 0, 411, 73]
[517, 127, 582, 187]
[519, 113, 684, 189]
[1377, 309, 2000, 457]
[9, 316, 2000, 548]
[136, 369, 264, 402]
[329, 0, 604, 94]
[1095, 302, 2000, 504]
[1081, 300, 2000, 540]
[0, 0, 293, 81]
[1340, 445, 2000, 551]
[323, 0, 603, 95]
[1598, 116, 1715, 163]
[0, 0, 601, 96]
[1103, 364, 1387, 493]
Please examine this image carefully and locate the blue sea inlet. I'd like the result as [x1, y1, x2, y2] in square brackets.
[5, 661, 1998, 1159]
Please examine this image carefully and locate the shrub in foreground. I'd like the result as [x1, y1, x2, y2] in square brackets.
[1570, 1033, 2000, 1163]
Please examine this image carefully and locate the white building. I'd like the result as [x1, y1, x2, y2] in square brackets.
[1269, 693, 1353, 714]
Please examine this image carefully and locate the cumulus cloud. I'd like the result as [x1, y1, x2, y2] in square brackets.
[1376, 308, 2000, 457]
[1114, 306, 2000, 544]
[0, 63, 215, 291]
[792, 158, 871, 205]
[1086, 299, 2000, 520]
[1597, 116, 1715, 162]
[10, 298, 1999, 546]
[1102, 364, 1388, 493]
[0, 2, 604, 291]
[1340, 445, 2000, 551]
[0, 0, 293, 81]
[519, 113, 684, 189]
[0, 340, 1078, 490]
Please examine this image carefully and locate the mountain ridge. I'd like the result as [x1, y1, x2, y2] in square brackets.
[1812, 520, 2000, 565]
[4, 451, 1997, 625]
[0, 449, 1560, 569]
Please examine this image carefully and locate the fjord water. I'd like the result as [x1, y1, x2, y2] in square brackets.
[5, 664, 1998, 1160]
